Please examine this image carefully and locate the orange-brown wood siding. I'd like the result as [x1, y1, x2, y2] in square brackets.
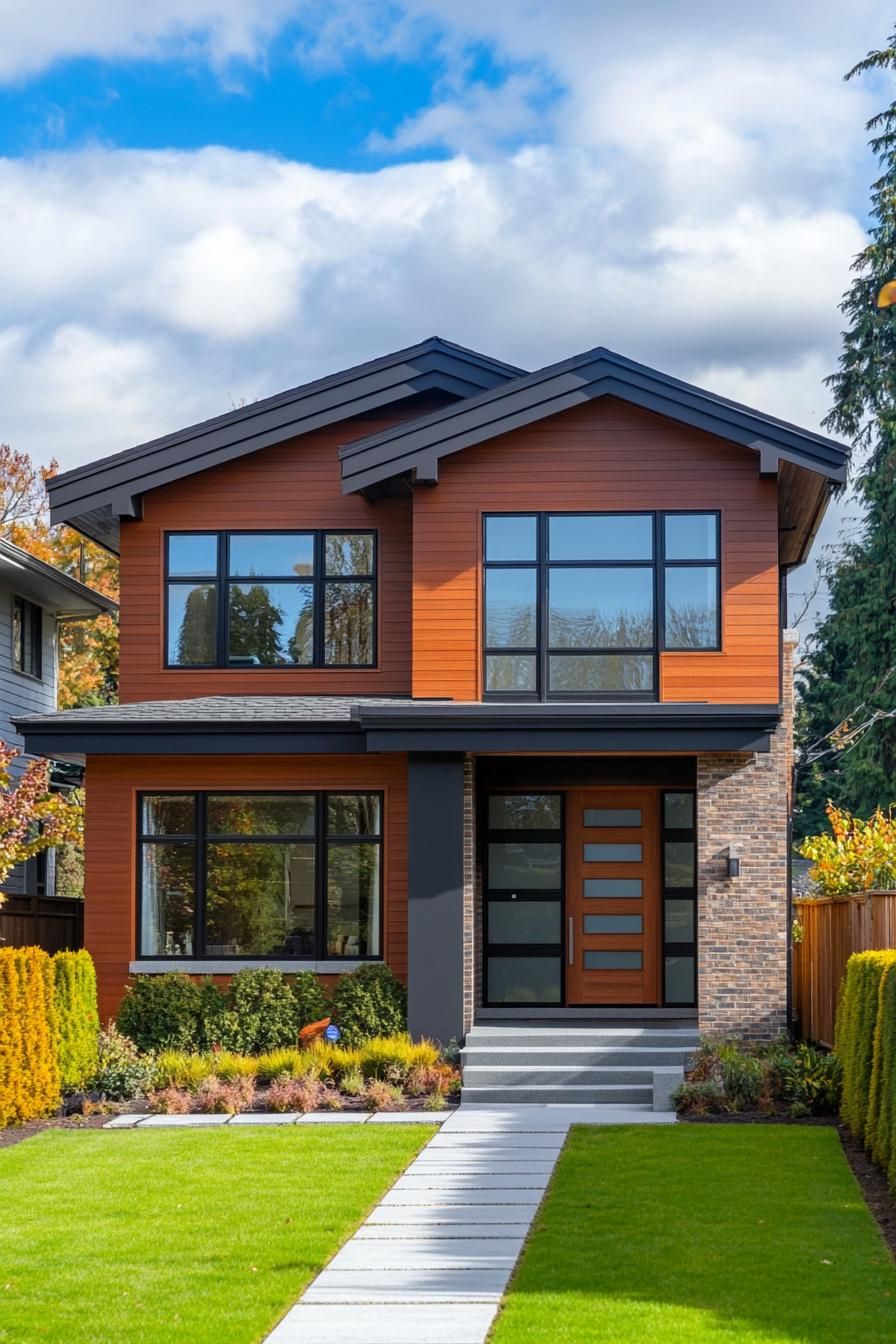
[411, 397, 780, 703]
[85, 754, 408, 1022]
[116, 400, 453, 702]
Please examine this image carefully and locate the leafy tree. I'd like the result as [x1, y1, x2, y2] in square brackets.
[228, 582, 284, 664]
[0, 742, 83, 903]
[0, 444, 118, 707]
[795, 30, 896, 834]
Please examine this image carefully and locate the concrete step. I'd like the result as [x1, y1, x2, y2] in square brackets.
[465, 1028, 698, 1050]
[461, 1084, 654, 1106]
[462, 1065, 662, 1088]
[460, 1046, 693, 1068]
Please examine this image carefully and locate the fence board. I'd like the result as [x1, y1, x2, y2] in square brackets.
[793, 892, 896, 1046]
[0, 894, 84, 954]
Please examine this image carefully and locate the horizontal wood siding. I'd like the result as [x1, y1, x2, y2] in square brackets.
[84, 753, 408, 1022]
[411, 397, 780, 703]
[117, 402, 447, 702]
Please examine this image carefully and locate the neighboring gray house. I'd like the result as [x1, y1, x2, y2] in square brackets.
[0, 538, 116, 903]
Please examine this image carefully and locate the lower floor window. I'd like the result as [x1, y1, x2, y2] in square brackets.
[138, 791, 382, 961]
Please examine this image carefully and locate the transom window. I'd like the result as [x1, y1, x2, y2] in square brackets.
[483, 512, 720, 699]
[165, 531, 376, 668]
[138, 791, 383, 961]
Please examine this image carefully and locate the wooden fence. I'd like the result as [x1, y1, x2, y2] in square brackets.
[792, 892, 896, 1046]
[0, 894, 84, 955]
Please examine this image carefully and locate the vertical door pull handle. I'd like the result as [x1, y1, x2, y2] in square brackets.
[568, 915, 574, 965]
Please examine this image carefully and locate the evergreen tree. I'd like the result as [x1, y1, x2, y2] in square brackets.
[795, 30, 896, 835]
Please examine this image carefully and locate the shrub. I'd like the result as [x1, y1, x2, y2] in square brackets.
[93, 1024, 154, 1100]
[53, 951, 99, 1094]
[196, 977, 229, 1048]
[835, 950, 896, 1142]
[359, 1035, 440, 1082]
[717, 1044, 764, 1109]
[153, 1050, 213, 1091]
[672, 1080, 726, 1115]
[148, 1086, 193, 1114]
[777, 1044, 842, 1117]
[340, 1066, 365, 1097]
[329, 965, 407, 1047]
[363, 1080, 406, 1112]
[0, 946, 60, 1126]
[196, 1076, 255, 1114]
[266, 1077, 323, 1113]
[799, 803, 896, 896]
[211, 1051, 259, 1081]
[116, 973, 203, 1052]
[219, 970, 299, 1053]
[868, 965, 896, 1168]
[320, 1084, 343, 1110]
[406, 1062, 458, 1097]
[309, 1043, 363, 1083]
[424, 1090, 449, 1111]
[255, 1048, 320, 1083]
[292, 971, 330, 1028]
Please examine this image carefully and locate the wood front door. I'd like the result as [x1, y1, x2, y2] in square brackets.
[566, 788, 659, 1005]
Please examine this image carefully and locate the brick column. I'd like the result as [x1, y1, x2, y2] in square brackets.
[696, 632, 797, 1040]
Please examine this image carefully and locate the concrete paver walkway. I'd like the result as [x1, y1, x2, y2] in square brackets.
[265, 1104, 674, 1344]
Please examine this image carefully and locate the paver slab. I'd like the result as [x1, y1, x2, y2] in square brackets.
[228, 1112, 300, 1125]
[296, 1112, 370, 1124]
[393, 1172, 549, 1190]
[103, 1114, 152, 1128]
[302, 1266, 512, 1303]
[367, 1111, 452, 1123]
[265, 1302, 499, 1343]
[364, 1203, 539, 1226]
[354, 1221, 533, 1240]
[327, 1237, 525, 1271]
[379, 1187, 544, 1206]
[137, 1113, 229, 1127]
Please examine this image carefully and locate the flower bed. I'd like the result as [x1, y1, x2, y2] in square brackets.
[674, 1038, 842, 1119]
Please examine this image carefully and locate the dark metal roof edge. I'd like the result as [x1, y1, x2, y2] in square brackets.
[0, 539, 118, 615]
[358, 702, 782, 730]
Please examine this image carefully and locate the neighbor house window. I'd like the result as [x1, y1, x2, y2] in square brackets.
[138, 791, 383, 961]
[12, 596, 42, 679]
[165, 531, 376, 668]
[483, 512, 719, 699]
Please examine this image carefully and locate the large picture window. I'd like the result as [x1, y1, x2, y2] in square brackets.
[483, 511, 720, 699]
[138, 791, 383, 961]
[165, 531, 376, 668]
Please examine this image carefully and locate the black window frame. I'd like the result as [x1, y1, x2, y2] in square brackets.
[12, 595, 43, 680]
[482, 510, 721, 701]
[136, 789, 385, 963]
[164, 530, 377, 670]
[661, 789, 697, 1007]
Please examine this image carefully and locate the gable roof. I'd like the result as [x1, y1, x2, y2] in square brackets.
[338, 345, 849, 494]
[47, 337, 525, 553]
[0, 538, 117, 619]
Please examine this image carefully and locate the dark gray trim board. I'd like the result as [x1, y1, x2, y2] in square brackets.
[339, 346, 849, 494]
[407, 753, 466, 1043]
[48, 338, 525, 551]
[0, 539, 117, 618]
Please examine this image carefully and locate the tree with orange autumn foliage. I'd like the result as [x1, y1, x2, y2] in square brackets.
[0, 742, 83, 907]
[0, 445, 118, 707]
[799, 802, 896, 896]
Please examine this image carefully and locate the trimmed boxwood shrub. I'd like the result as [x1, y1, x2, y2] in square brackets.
[835, 950, 896, 1143]
[0, 947, 60, 1126]
[116, 973, 204, 1052]
[217, 969, 300, 1053]
[53, 950, 99, 1092]
[330, 964, 407, 1047]
[867, 963, 896, 1170]
[292, 970, 330, 1028]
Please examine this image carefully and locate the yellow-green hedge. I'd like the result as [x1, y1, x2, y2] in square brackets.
[835, 950, 896, 1188]
[53, 950, 99, 1093]
[0, 946, 61, 1126]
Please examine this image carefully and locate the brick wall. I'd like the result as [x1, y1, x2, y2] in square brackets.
[696, 630, 797, 1039]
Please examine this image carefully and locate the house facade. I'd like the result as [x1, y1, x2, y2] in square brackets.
[0, 538, 116, 943]
[17, 339, 847, 1042]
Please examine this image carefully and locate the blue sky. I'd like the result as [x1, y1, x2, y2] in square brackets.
[0, 1, 889, 622]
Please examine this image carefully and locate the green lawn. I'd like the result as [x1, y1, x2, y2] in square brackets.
[0, 1125, 434, 1344]
[489, 1125, 896, 1344]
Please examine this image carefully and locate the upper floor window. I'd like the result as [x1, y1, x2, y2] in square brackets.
[165, 531, 376, 669]
[483, 512, 720, 700]
[12, 596, 42, 679]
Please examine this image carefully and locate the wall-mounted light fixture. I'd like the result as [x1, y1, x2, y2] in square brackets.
[721, 847, 741, 879]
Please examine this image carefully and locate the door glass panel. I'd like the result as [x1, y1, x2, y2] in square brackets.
[583, 808, 641, 827]
[485, 515, 537, 562]
[664, 841, 695, 888]
[485, 654, 537, 692]
[584, 843, 642, 862]
[584, 914, 643, 934]
[548, 568, 653, 649]
[584, 950, 642, 970]
[486, 568, 537, 647]
[487, 956, 561, 1004]
[664, 793, 695, 829]
[665, 899, 695, 942]
[664, 566, 718, 649]
[488, 842, 561, 889]
[584, 878, 642, 898]
[665, 955, 696, 1003]
[488, 900, 561, 944]
[548, 514, 653, 561]
[488, 795, 561, 830]
[664, 513, 717, 560]
[549, 653, 653, 693]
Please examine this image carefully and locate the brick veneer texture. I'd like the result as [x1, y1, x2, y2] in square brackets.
[696, 630, 797, 1040]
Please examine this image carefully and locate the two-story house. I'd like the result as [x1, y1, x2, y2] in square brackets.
[17, 339, 847, 1062]
[0, 538, 116, 941]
